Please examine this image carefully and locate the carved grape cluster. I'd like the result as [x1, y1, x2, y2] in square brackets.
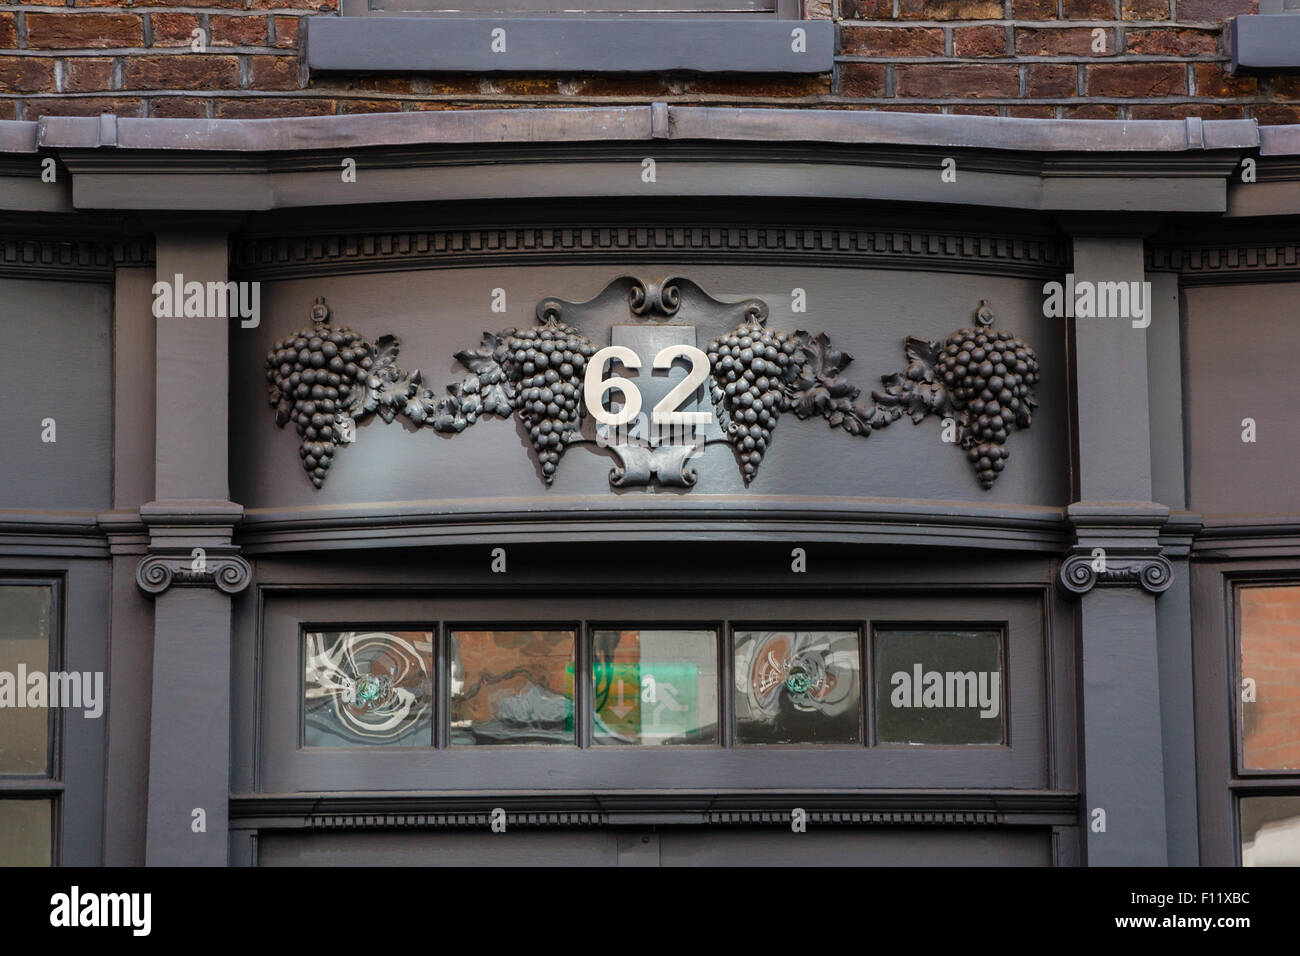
[705, 314, 804, 483]
[264, 298, 375, 488]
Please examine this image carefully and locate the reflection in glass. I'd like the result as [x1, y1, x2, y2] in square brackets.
[0, 586, 53, 774]
[592, 630, 717, 745]
[1240, 586, 1300, 769]
[1241, 796, 1300, 866]
[874, 629, 1004, 745]
[450, 631, 574, 745]
[304, 630, 434, 746]
[734, 631, 859, 744]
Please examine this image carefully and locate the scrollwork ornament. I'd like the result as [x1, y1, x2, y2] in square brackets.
[135, 554, 252, 596]
[1058, 553, 1173, 597]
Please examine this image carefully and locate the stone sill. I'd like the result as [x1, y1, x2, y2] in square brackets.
[304, 16, 835, 74]
[1231, 14, 1300, 73]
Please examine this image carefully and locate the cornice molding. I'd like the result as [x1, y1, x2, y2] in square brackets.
[229, 788, 1079, 827]
[1148, 242, 1300, 283]
[0, 234, 154, 281]
[235, 499, 1071, 554]
[230, 225, 1071, 281]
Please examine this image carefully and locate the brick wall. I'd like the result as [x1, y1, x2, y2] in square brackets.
[0, 0, 1295, 123]
[1241, 586, 1300, 771]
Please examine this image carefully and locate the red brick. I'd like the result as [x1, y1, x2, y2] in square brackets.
[1125, 28, 1220, 55]
[874, 104, 945, 112]
[65, 57, 114, 92]
[124, 55, 240, 90]
[145, 0, 244, 6]
[1176, 0, 1255, 18]
[273, 17, 301, 49]
[339, 98, 402, 113]
[1061, 0, 1114, 17]
[215, 96, 335, 117]
[0, 56, 54, 93]
[896, 63, 1019, 97]
[484, 75, 560, 95]
[953, 26, 1008, 57]
[1005, 104, 1057, 116]
[0, 99, 16, 120]
[838, 63, 887, 97]
[0, 14, 15, 49]
[948, 103, 1001, 114]
[1016, 27, 1113, 55]
[1194, 61, 1257, 96]
[1086, 62, 1186, 96]
[1061, 102, 1119, 117]
[1128, 103, 1243, 118]
[150, 13, 200, 49]
[686, 75, 829, 96]
[1121, 0, 1169, 18]
[34, 96, 143, 116]
[1026, 62, 1078, 96]
[841, 27, 945, 57]
[149, 95, 207, 117]
[71, 0, 127, 6]
[357, 76, 416, 94]
[842, 0, 897, 16]
[26, 14, 143, 50]
[248, 55, 300, 91]
[899, 0, 1003, 19]
[564, 75, 674, 96]
[1013, 0, 1059, 18]
[803, 0, 832, 16]
[211, 15, 268, 47]
[249, 0, 336, 9]
[1273, 75, 1300, 99]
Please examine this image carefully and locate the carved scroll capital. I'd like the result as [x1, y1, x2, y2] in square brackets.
[1058, 552, 1173, 597]
[136, 552, 252, 596]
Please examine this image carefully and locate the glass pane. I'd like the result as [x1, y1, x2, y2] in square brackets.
[1240, 796, 1300, 866]
[450, 630, 574, 745]
[1240, 586, 1300, 769]
[733, 630, 860, 745]
[0, 585, 53, 774]
[0, 798, 51, 866]
[304, 630, 434, 747]
[592, 629, 717, 746]
[874, 628, 1004, 745]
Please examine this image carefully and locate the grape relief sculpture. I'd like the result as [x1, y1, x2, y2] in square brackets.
[264, 280, 1041, 491]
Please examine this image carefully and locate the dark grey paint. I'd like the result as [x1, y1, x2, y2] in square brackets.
[144, 588, 232, 865]
[229, 266, 1069, 512]
[257, 825, 1052, 866]
[1184, 282, 1300, 517]
[0, 279, 113, 511]
[1231, 15, 1300, 72]
[305, 17, 835, 74]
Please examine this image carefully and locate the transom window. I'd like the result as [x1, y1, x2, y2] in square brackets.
[299, 622, 1008, 750]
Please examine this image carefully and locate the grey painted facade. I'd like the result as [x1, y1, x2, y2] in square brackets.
[0, 107, 1297, 866]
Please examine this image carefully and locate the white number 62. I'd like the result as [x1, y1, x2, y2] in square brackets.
[584, 345, 712, 428]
